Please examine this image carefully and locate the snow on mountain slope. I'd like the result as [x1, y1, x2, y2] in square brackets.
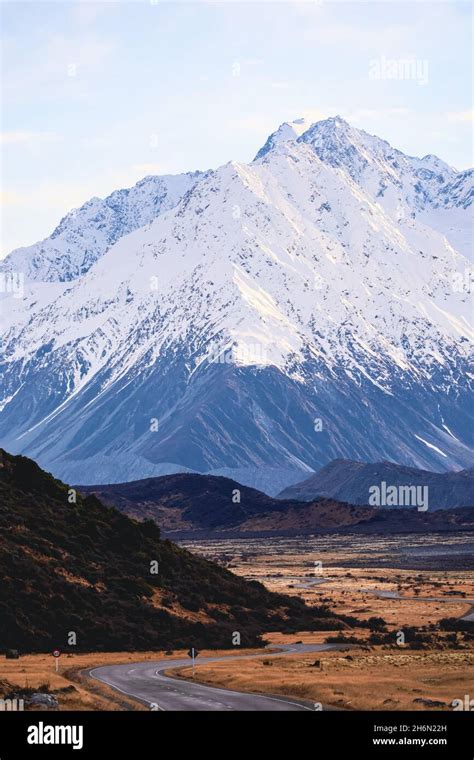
[0, 171, 207, 282]
[0, 118, 472, 485]
[296, 116, 473, 261]
[254, 117, 309, 161]
[417, 168, 473, 261]
[297, 116, 457, 212]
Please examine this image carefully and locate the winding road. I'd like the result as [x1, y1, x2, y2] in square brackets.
[88, 643, 342, 711]
[359, 589, 474, 621]
[293, 576, 474, 620]
[88, 584, 472, 710]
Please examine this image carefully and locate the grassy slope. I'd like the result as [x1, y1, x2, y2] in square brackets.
[0, 449, 346, 652]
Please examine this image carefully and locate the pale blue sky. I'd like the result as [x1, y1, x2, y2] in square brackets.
[1, 0, 472, 256]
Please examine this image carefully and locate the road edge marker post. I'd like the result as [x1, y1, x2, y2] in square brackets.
[187, 647, 197, 678]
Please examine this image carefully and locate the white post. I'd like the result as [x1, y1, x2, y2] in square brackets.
[55, 657, 59, 673]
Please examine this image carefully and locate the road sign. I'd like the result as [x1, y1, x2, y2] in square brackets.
[52, 649, 61, 672]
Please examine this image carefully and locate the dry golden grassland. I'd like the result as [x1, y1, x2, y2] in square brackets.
[170, 643, 474, 711]
[172, 535, 474, 710]
[0, 649, 265, 711]
[2, 534, 472, 711]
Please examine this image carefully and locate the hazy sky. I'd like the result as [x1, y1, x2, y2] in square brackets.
[1, 0, 472, 256]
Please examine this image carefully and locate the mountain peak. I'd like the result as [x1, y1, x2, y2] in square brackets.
[418, 153, 456, 175]
[253, 117, 310, 161]
[313, 114, 349, 128]
[254, 115, 352, 163]
[0, 117, 472, 486]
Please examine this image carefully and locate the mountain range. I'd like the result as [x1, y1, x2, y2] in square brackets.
[78, 470, 474, 539]
[0, 116, 472, 488]
[1, 171, 206, 282]
[278, 459, 474, 509]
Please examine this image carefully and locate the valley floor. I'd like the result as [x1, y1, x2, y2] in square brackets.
[170, 642, 474, 711]
[174, 532, 474, 710]
[1, 532, 472, 711]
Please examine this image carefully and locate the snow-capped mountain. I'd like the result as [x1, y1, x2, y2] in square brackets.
[257, 116, 472, 261]
[0, 117, 472, 487]
[298, 116, 472, 261]
[1, 171, 206, 282]
[254, 117, 309, 161]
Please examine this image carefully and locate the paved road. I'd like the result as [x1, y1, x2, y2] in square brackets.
[295, 577, 332, 588]
[89, 644, 341, 711]
[461, 606, 474, 622]
[357, 588, 474, 623]
[89, 587, 472, 710]
[360, 587, 474, 616]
